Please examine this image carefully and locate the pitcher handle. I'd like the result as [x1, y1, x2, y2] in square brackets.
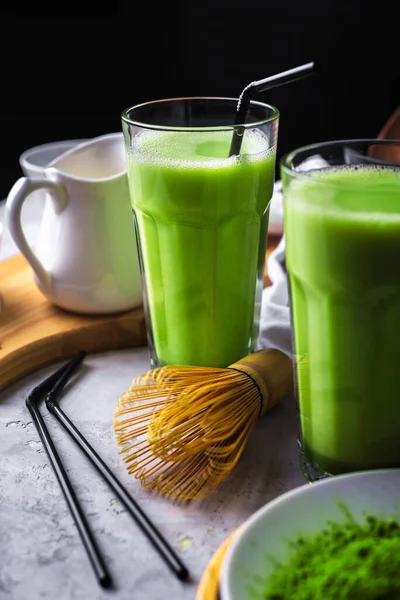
[5, 177, 66, 293]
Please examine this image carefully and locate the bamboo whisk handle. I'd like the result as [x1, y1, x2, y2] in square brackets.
[230, 349, 293, 414]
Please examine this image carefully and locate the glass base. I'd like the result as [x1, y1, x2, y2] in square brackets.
[298, 440, 400, 483]
[149, 353, 160, 370]
[298, 439, 332, 483]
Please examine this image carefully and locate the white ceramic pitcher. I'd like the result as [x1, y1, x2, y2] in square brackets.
[5, 133, 142, 315]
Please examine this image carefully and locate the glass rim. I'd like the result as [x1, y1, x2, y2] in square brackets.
[121, 96, 280, 132]
[281, 138, 400, 181]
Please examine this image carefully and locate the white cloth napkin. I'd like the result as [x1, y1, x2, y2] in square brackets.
[257, 234, 293, 358]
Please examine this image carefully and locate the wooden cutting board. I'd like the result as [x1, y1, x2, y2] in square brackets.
[0, 234, 281, 393]
[0, 253, 147, 392]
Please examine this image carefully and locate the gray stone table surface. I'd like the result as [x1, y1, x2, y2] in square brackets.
[0, 197, 304, 600]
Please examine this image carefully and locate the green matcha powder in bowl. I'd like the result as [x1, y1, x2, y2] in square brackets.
[219, 470, 400, 600]
[264, 509, 400, 599]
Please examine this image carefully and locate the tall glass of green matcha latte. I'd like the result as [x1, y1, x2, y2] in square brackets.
[281, 139, 400, 481]
[122, 98, 279, 368]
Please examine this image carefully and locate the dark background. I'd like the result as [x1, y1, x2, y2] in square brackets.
[0, 1, 398, 199]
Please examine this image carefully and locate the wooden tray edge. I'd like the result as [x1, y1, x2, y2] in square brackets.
[195, 527, 241, 600]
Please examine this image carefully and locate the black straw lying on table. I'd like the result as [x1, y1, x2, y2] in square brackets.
[26, 352, 190, 586]
[45, 386, 190, 582]
[45, 360, 189, 581]
[25, 351, 112, 589]
[229, 61, 317, 157]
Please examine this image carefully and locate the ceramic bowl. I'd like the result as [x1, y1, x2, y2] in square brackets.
[220, 469, 400, 600]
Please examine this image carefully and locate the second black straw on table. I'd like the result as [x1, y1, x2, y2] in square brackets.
[25, 351, 189, 589]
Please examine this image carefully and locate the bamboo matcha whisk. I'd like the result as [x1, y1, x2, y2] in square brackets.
[113, 348, 293, 502]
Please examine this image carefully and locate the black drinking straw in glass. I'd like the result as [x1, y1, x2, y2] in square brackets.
[229, 61, 317, 157]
